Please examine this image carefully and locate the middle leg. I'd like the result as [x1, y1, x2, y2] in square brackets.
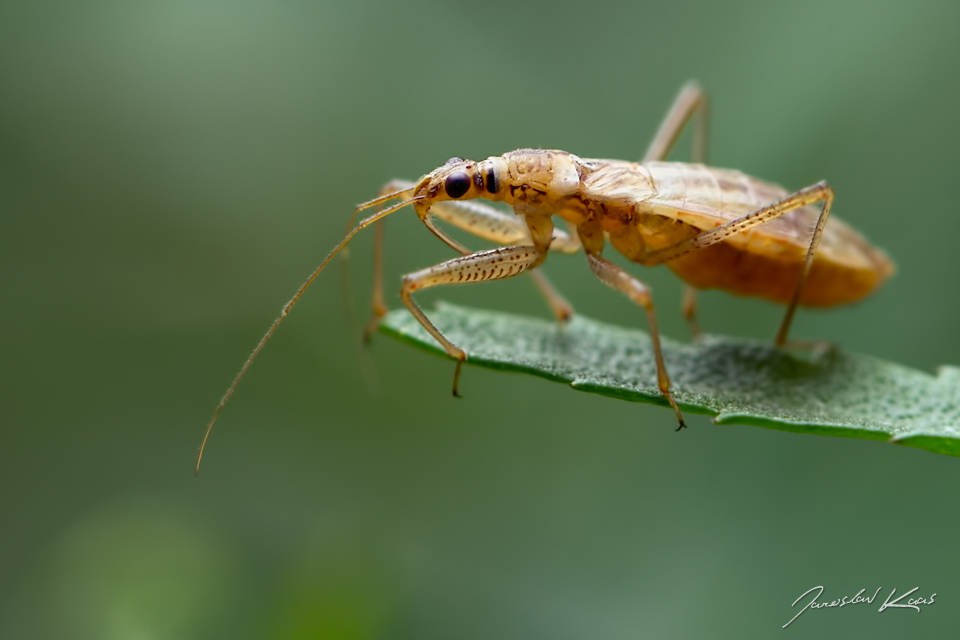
[643, 81, 710, 336]
[579, 221, 685, 428]
[681, 284, 703, 340]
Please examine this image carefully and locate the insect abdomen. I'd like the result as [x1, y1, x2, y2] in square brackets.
[633, 162, 894, 306]
[664, 240, 888, 306]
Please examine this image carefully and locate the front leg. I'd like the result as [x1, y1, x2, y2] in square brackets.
[428, 200, 576, 322]
[401, 244, 548, 396]
[363, 183, 577, 336]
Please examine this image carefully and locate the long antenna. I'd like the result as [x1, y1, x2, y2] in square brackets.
[195, 193, 419, 474]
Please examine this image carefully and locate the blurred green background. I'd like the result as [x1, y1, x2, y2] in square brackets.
[2, 1, 959, 638]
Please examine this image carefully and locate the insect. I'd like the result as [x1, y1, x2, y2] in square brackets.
[195, 82, 894, 472]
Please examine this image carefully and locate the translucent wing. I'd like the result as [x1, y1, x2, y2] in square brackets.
[579, 160, 657, 207]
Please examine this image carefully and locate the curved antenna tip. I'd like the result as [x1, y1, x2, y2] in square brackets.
[192, 193, 423, 475]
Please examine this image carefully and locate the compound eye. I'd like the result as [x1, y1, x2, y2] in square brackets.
[444, 172, 472, 199]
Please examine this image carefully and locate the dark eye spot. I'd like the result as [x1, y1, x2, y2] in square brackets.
[444, 172, 471, 198]
[444, 156, 463, 166]
[485, 167, 498, 194]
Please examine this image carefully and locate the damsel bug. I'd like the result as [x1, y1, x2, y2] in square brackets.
[196, 82, 893, 472]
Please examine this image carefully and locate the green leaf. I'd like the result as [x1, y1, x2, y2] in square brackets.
[380, 303, 960, 457]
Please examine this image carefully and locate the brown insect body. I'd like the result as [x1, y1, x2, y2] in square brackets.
[196, 83, 894, 472]
[415, 149, 893, 307]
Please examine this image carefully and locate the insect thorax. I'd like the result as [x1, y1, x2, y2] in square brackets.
[497, 149, 582, 213]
